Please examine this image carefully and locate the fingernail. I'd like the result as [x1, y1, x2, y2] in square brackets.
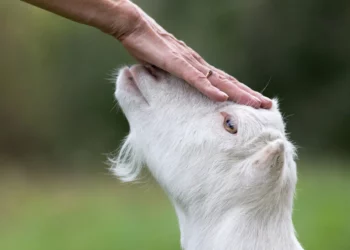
[221, 92, 229, 101]
[214, 88, 228, 101]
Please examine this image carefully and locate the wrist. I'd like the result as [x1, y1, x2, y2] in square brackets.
[100, 0, 144, 40]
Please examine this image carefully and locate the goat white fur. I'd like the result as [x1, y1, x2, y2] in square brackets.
[111, 65, 304, 250]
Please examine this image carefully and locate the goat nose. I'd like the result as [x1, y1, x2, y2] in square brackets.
[261, 129, 283, 142]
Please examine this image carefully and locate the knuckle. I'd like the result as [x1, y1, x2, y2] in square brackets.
[213, 79, 229, 88]
[184, 71, 200, 83]
[192, 51, 202, 61]
[179, 40, 187, 46]
[254, 91, 263, 98]
[183, 53, 193, 62]
[185, 72, 207, 86]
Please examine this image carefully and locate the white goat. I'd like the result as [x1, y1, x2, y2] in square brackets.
[111, 64, 304, 250]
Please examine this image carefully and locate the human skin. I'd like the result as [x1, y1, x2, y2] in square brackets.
[21, 0, 272, 108]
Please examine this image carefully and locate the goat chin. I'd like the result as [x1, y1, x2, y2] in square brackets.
[111, 64, 304, 250]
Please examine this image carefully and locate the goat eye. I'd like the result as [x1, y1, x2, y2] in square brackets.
[224, 116, 237, 134]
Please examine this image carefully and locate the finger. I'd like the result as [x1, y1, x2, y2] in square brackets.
[236, 82, 272, 109]
[198, 61, 272, 109]
[165, 57, 228, 101]
[184, 54, 212, 76]
[187, 58, 262, 108]
[176, 43, 271, 109]
[209, 72, 262, 108]
[182, 56, 236, 102]
[207, 67, 272, 108]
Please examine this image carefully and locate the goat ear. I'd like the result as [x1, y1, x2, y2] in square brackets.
[252, 139, 285, 172]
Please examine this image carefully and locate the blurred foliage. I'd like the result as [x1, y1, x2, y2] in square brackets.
[1, 0, 349, 166]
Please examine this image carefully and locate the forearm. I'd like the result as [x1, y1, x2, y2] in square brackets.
[21, 0, 141, 39]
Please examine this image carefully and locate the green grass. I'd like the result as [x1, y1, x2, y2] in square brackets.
[1, 164, 350, 250]
[294, 167, 350, 250]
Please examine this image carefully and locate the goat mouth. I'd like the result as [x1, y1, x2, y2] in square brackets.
[120, 66, 150, 105]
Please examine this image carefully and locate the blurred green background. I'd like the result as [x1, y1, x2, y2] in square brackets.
[1, 0, 350, 249]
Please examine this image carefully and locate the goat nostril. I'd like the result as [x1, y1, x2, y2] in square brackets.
[124, 67, 134, 82]
[144, 64, 158, 79]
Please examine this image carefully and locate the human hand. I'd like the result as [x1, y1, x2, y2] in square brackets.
[115, 1, 272, 108]
[21, 0, 271, 108]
